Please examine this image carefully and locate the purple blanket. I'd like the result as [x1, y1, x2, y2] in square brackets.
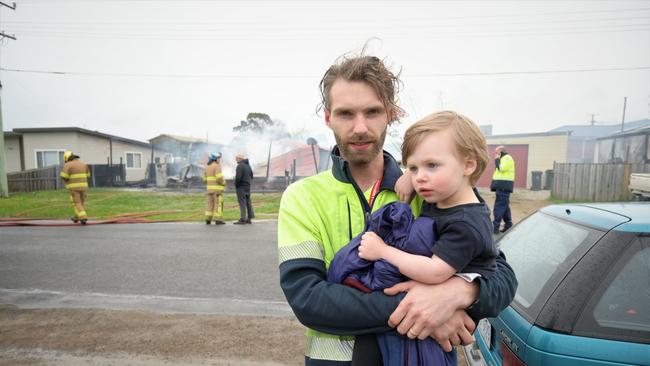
[327, 202, 456, 366]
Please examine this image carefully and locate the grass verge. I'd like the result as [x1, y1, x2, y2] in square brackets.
[0, 189, 282, 222]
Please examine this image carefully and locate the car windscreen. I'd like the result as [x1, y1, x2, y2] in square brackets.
[498, 211, 603, 321]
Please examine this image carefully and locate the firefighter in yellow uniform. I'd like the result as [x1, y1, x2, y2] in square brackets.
[204, 152, 226, 225]
[60, 150, 91, 225]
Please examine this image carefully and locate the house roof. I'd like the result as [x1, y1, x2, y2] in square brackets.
[549, 119, 650, 138]
[149, 134, 219, 145]
[485, 130, 570, 139]
[12, 127, 152, 148]
[598, 125, 650, 140]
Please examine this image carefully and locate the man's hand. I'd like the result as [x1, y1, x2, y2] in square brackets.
[425, 310, 475, 352]
[395, 172, 416, 203]
[384, 278, 478, 352]
[494, 145, 504, 159]
[358, 231, 387, 261]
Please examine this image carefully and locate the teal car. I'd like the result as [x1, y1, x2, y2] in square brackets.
[463, 203, 650, 366]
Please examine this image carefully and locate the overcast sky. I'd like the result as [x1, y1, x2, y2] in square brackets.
[1, 0, 649, 156]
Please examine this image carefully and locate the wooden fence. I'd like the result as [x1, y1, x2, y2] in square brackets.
[552, 162, 650, 202]
[7, 164, 126, 194]
[8, 166, 62, 193]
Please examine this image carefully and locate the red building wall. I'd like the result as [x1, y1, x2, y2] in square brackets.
[476, 144, 528, 189]
[267, 146, 325, 177]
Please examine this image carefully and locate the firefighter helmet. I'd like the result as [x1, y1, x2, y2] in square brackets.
[209, 152, 222, 161]
[63, 150, 73, 162]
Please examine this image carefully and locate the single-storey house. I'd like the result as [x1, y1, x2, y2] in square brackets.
[5, 127, 166, 182]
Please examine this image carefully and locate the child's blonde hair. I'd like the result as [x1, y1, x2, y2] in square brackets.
[401, 110, 489, 185]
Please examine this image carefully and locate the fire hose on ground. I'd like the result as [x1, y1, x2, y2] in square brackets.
[0, 192, 278, 227]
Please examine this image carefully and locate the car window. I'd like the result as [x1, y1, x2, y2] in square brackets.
[590, 236, 650, 339]
[498, 212, 600, 317]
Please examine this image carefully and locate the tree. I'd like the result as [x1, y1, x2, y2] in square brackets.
[232, 113, 274, 134]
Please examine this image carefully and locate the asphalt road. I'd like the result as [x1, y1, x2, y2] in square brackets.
[0, 221, 291, 316]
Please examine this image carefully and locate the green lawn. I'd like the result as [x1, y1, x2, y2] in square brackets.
[0, 189, 282, 222]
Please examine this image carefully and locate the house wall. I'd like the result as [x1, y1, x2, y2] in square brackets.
[18, 131, 165, 182]
[262, 147, 330, 177]
[4, 135, 23, 173]
[484, 134, 569, 189]
[566, 139, 596, 163]
[22, 132, 78, 170]
[78, 133, 113, 164]
[112, 140, 163, 181]
[476, 144, 529, 189]
[594, 132, 649, 163]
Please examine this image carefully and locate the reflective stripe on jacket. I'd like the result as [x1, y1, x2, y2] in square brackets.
[204, 161, 225, 192]
[60, 160, 90, 191]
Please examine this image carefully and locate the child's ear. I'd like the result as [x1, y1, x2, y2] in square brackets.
[464, 156, 477, 176]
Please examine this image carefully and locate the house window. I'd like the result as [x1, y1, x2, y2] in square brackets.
[36, 150, 65, 168]
[126, 152, 142, 169]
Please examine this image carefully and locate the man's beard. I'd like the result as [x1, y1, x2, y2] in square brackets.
[334, 128, 387, 166]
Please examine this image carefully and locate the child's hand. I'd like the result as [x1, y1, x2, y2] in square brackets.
[358, 231, 387, 261]
[395, 173, 416, 203]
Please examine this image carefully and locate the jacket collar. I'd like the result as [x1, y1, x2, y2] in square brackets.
[330, 146, 403, 192]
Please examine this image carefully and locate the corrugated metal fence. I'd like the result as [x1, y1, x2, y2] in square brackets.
[552, 162, 650, 201]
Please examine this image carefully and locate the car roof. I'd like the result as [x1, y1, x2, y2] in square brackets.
[540, 203, 650, 233]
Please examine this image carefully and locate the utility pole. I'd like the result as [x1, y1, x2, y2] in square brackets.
[0, 1, 17, 198]
[620, 97, 627, 132]
[589, 114, 597, 126]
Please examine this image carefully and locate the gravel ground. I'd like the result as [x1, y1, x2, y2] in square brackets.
[0, 305, 304, 366]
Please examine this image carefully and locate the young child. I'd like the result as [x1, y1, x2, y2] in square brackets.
[359, 110, 497, 292]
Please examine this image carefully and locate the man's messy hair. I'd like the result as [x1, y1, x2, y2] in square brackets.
[318, 45, 405, 124]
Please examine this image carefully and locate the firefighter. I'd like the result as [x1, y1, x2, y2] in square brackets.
[60, 150, 91, 225]
[204, 152, 226, 225]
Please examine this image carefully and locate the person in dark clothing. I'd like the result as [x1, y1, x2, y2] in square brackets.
[490, 146, 515, 234]
[234, 153, 255, 224]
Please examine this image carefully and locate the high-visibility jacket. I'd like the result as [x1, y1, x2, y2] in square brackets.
[278, 147, 518, 365]
[204, 161, 225, 192]
[60, 159, 90, 191]
[491, 153, 515, 192]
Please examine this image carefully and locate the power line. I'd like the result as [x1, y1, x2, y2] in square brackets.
[5, 16, 649, 32]
[7, 16, 649, 41]
[4, 7, 649, 27]
[1, 65, 648, 79]
[11, 26, 649, 41]
[406, 66, 650, 77]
